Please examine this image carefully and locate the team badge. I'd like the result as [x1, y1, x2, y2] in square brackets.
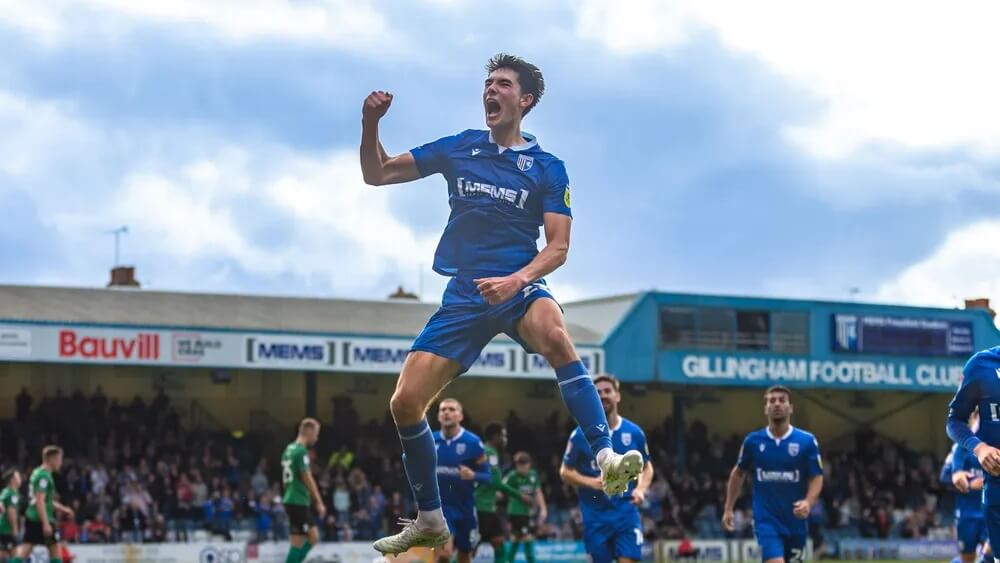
[759, 443, 765, 452]
[456, 443, 466, 455]
[564, 186, 571, 208]
[788, 443, 800, 456]
[517, 154, 534, 171]
[622, 432, 632, 446]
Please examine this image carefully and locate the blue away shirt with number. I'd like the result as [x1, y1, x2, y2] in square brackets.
[737, 426, 823, 536]
[409, 130, 572, 277]
[947, 346, 1000, 505]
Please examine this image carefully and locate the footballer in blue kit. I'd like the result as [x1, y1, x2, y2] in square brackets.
[946, 347, 1000, 559]
[940, 411, 990, 563]
[363, 54, 643, 556]
[723, 386, 823, 563]
[561, 374, 654, 563]
[434, 399, 489, 563]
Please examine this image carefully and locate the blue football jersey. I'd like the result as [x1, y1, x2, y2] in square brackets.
[410, 130, 572, 277]
[947, 346, 1000, 505]
[736, 426, 823, 535]
[435, 427, 487, 514]
[562, 417, 649, 521]
[944, 443, 985, 519]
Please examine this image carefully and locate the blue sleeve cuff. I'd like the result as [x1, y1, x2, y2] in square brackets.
[962, 436, 983, 452]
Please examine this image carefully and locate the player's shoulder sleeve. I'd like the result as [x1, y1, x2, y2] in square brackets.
[799, 430, 823, 476]
[468, 434, 486, 460]
[736, 431, 757, 471]
[410, 129, 478, 178]
[626, 419, 651, 462]
[949, 352, 988, 422]
[540, 156, 572, 217]
[562, 428, 583, 466]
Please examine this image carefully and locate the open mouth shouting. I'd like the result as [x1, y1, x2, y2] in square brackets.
[485, 98, 502, 121]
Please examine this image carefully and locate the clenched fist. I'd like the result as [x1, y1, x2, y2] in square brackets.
[363, 90, 393, 123]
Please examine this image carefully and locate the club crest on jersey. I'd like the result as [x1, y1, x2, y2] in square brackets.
[788, 443, 800, 456]
[622, 432, 632, 446]
[516, 154, 534, 171]
[456, 443, 466, 455]
[759, 443, 766, 452]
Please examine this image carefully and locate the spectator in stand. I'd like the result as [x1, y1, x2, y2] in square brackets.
[250, 459, 269, 498]
[60, 512, 80, 544]
[15, 387, 32, 422]
[250, 494, 274, 543]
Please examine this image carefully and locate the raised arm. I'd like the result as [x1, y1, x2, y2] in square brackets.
[360, 91, 420, 186]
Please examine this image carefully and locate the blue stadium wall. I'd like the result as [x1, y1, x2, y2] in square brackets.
[603, 292, 1000, 393]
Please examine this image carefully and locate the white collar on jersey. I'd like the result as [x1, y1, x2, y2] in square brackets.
[489, 131, 537, 153]
[443, 427, 464, 444]
[609, 416, 624, 434]
[766, 425, 794, 444]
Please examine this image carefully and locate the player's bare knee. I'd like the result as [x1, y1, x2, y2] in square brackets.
[308, 527, 319, 545]
[389, 390, 424, 425]
[538, 325, 573, 363]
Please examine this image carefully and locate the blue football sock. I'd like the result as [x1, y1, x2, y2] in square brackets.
[556, 360, 612, 455]
[399, 418, 442, 511]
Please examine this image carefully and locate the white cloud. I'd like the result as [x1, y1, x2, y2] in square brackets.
[0, 0, 394, 49]
[575, 0, 1000, 158]
[0, 91, 99, 178]
[877, 220, 1000, 323]
[105, 148, 443, 295]
[0, 87, 445, 298]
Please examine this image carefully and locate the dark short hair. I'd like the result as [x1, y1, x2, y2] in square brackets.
[43, 445, 63, 461]
[593, 374, 621, 392]
[485, 53, 545, 116]
[765, 385, 792, 400]
[2, 469, 16, 484]
[513, 451, 532, 465]
[484, 421, 504, 441]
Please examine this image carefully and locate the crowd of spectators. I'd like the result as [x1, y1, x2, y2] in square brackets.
[0, 389, 957, 548]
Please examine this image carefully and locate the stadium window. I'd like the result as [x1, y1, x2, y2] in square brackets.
[660, 307, 696, 347]
[736, 310, 770, 350]
[771, 311, 810, 354]
[695, 308, 736, 350]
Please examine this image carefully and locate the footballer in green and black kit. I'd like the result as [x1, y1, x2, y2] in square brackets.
[0, 469, 21, 553]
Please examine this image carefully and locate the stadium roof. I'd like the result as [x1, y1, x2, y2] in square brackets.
[0, 285, 605, 345]
[561, 292, 642, 338]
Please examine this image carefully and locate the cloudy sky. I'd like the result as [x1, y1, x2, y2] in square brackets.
[1, 0, 998, 312]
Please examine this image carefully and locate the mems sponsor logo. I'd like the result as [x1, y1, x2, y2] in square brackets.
[756, 468, 800, 483]
[246, 337, 334, 366]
